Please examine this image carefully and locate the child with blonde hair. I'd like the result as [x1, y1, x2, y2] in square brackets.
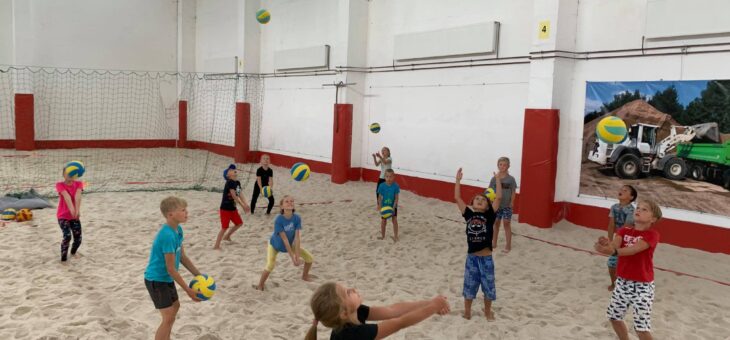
[56, 163, 84, 262]
[372, 147, 392, 201]
[305, 282, 450, 340]
[250, 154, 275, 215]
[489, 157, 517, 253]
[594, 199, 662, 340]
[144, 196, 204, 340]
[254, 195, 313, 290]
[377, 169, 400, 242]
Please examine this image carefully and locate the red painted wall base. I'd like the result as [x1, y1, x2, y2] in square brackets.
[563, 202, 730, 255]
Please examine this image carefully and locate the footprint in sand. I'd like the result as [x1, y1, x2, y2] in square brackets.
[11, 306, 32, 320]
[178, 324, 202, 336]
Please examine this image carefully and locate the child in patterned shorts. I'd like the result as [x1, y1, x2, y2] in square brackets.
[594, 199, 662, 340]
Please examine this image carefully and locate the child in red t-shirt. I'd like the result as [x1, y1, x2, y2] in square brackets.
[594, 199, 662, 340]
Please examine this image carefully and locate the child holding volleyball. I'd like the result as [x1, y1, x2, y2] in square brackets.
[254, 195, 313, 291]
[594, 199, 661, 340]
[455, 168, 502, 320]
[250, 154, 275, 215]
[215, 164, 250, 250]
[144, 196, 204, 340]
[305, 282, 450, 340]
[56, 162, 84, 262]
[377, 169, 400, 242]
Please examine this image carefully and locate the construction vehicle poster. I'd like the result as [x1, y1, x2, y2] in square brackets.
[581, 80, 730, 218]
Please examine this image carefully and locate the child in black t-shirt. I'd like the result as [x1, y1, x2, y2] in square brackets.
[250, 154, 275, 215]
[215, 164, 250, 250]
[305, 282, 450, 340]
[454, 167, 502, 321]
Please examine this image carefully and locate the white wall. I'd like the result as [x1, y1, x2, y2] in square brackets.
[0, 0, 13, 65]
[261, 75, 339, 161]
[12, 0, 177, 71]
[195, 0, 241, 73]
[367, 0, 534, 64]
[363, 67, 529, 187]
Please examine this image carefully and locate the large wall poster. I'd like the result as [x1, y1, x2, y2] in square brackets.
[581, 80, 730, 218]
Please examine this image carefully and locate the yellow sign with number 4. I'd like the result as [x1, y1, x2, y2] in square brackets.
[538, 20, 550, 40]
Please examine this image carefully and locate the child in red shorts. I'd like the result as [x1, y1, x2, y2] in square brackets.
[215, 164, 250, 250]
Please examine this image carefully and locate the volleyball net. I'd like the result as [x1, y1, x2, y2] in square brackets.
[0, 66, 264, 197]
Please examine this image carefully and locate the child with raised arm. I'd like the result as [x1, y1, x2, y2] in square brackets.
[605, 185, 637, 291]
[215, 164, 250, 250]
[455, 168, 502, 320]
[594, 199, 662, 340]
[305, 282, 450, 340]
[372, 147, 392, 202]
[489, 157, 517, 253]
[144, 196, 203, 340]
[57, 164, 84, 262]
[254, 195, 313, 291]
[250, 154, 275, 215]
[377, 169, 400, 242]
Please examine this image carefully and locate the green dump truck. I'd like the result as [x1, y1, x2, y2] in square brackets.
[677, 140, 730, 189]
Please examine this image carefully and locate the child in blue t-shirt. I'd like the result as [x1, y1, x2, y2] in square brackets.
[377, 169, 401, 242]
[144, 196, 204, 340]
[254, 195, 314, 291]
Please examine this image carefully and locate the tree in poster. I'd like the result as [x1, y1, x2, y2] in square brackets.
[684, 80, 730, 133]
[584, 89, 645, 123]
[648, 86, 683, 120]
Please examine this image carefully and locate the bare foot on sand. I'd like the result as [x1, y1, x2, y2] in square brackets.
[485, 310, 495, 321]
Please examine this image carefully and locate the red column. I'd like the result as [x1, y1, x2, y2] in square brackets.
[331, 104, 353, 184]
[235, 102, 251, 163]
[178, 100, 187, 148]
[518, 109, 560, 228]
[15, 94, 35, 151]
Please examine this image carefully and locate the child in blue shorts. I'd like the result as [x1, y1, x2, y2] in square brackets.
[489, 157, 517, 253]
[454, 167, 502, 320]
[606, 184, 637, 291]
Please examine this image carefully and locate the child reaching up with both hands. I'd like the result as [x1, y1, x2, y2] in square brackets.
[306, 282, 450, 340]
[454, 168, 502, 321]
